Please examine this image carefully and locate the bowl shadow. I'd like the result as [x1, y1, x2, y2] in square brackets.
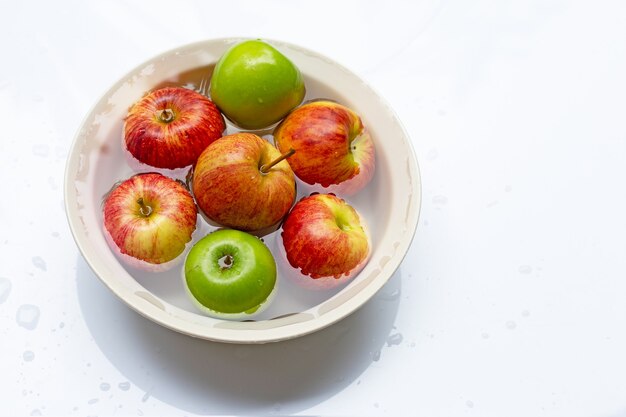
[76, 255, 402, 415]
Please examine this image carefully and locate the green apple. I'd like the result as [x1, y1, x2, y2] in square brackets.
[209, 39, 306, 130]
[183, 229, 277, 319]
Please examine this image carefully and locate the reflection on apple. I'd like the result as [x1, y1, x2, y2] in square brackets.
[273, 100, 375, 195]
[192, 132, 296, 233]
[102, 172, 198, 272]
[124, 87, 225, 170]
[279, 193, 371, 290]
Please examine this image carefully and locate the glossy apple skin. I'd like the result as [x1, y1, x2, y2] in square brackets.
[124, 87, 225, 169]
[281, 193, 370, 281]
[210, 40, 305, 130]
[192, 133, 296, 232]
[103, 172, 198, 270]
[183, 229, 277, 319]
[273, 100, 375, 194]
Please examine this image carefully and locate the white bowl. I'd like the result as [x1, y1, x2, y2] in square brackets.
[64, 38, 421, 344]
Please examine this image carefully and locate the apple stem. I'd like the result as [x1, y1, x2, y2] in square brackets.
[260, 148, 295, 174]
[137, 197, 153, 217]
[157, 108, 175, 123]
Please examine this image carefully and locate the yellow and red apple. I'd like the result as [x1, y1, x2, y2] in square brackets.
[279, 193, 370, 289]
[103, 172, 198, 271]
[192, 133, 296, 232]
[124, 87, 225, 169]
[273, 100, 375, 195]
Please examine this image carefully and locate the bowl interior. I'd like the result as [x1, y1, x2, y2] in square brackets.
[65, 38, 421, 343]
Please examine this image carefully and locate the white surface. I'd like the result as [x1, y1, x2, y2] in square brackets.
[1, 0, 626, 416]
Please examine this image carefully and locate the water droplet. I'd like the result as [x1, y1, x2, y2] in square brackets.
[257, 98, 264, 104]
[88, 398, 98, 405]
[378, 288, 400, 301]
[466, 400, 474, 408]
[32, 144, 49, 157]
[518, 265, 532, 274]
[506, 321, 517, 330]
[100, 382, 111, 391]
[437, 109, 447, 116]
[504, 185, 512, 192]
[426, 148, 439, 161]
[23, 350, 35, 361]
[386, 333, 403, 346]
[432, 195, 448, 206]
[59, 322, 65, 328]
[372, 350, 381, 361]
[481, 332, 490, 339]
[30, 410, 42, 416]
[48, 176, 57, 190]
[32, 256, 46, 271]
[16, 305, 40, 330]
[32, 95, 43, 102]
[486, 200, 499, 208]
[141, 389, 151, 402]
[118, 381, 131, 391]
[0, 277, 12, 303]
[522, 310, 530, 317]
[51, 231, 60, 238]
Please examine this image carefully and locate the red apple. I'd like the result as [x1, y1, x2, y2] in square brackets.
[279, 193, 371, 289]
[103, 172, 198, 271]
[123, 87, 225, 169]
[192, 133, 296, 232]
[273, 100, 375, 195]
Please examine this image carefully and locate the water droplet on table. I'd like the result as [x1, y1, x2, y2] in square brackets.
[141, 387, 153, 402]
[100, 382, 111, 391]
[466, 400, 474, 408]
[432, 195, 448, 206]
[16, 305, 40, 330]
[386, 333, 403, 346]
[378, 288, 400, 301]
[32, 144, 49, 157]
[372, 350, 381, 361]
[30, 410, 42, 416]
[0, 277, 12, 303]
[32, 256, 47, 271]
[23, 350, 35, 361]
[118, 381, 131, 391]
[426, 148, 439, 161]
[506, 321, 517, 330]
[518, 265, 532, 274]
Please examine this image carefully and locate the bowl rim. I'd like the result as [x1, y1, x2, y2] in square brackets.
[64, 37, 422, 344]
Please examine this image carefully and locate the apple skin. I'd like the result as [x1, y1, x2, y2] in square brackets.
[273, 100, 375, 195]
[124, 87, 225, 169]
[209, 40, 305, 130]
[103, 172, 198, 271]
[279, 193, 370, 289]
[192, 133, 296, 232]
[183, 229, 277, 320]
